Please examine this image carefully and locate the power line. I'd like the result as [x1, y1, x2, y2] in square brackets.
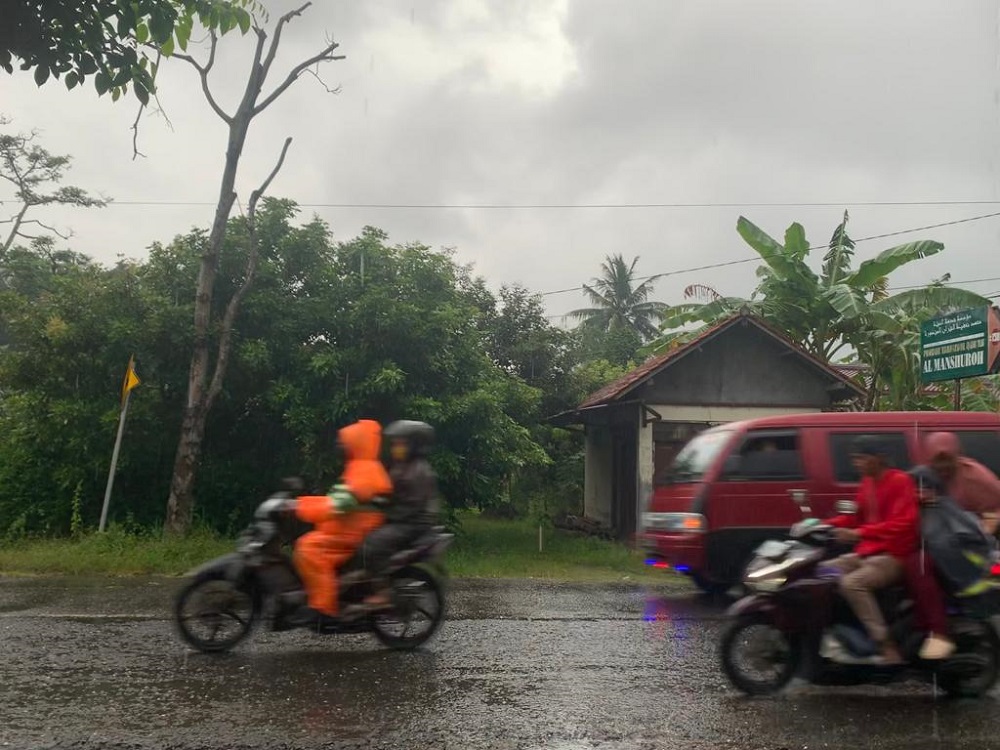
[7, 198, 1000, 209]
[887, 276, 1000, 292]
[544, 277, 1000, 321]
[539, 210, 1000, 297]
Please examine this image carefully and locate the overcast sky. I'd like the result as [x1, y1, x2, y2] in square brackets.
[4, 0, 1000, 322]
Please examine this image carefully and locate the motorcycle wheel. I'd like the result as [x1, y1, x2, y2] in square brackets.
[371, 566, 445, 651]
[720, 613, 799, 696]
[174, 570, 259, 653]
[938, 621, 1000, 698]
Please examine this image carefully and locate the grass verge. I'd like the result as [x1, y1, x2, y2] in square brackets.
[0, 514, 686, 585]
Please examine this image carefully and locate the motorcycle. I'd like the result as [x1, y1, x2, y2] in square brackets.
[719, 511, 1000, 697]
[174, 488, 453, 654]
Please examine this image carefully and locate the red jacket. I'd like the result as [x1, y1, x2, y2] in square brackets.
[827, 468, 919, 559]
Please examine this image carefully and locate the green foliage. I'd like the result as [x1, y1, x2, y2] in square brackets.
[570, 254, 665, 345]
[1, 1, 259, 102]
[0, 203, 591, 533]
[652, 212, 989, 409]
[0, 514, 679, 582]
[69, 481, 84, 538]
[0, 524, 232, 574]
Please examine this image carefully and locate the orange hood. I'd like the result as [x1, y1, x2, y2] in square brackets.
[339, 420, 392, 502]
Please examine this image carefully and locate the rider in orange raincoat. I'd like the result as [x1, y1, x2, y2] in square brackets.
[291, 419, 392, 622]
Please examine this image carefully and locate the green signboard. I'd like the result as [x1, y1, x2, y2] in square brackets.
[921, 307, 999, 383]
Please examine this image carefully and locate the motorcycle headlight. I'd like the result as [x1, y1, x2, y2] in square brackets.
[744, 557, 799, 592]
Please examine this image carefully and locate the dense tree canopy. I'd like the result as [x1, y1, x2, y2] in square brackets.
[0, 201, 614, 535]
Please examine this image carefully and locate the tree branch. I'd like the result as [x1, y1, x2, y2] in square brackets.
[206, 137, 293, 411]
[131, 103, 146, 160]
[19, 218, 71, 239]
[175, 32, 232, 124]
[2, 202, 30, 253]
[254, 41, 344, 115]
[258, 3, 312, 83]
[304, 66, 341, 94]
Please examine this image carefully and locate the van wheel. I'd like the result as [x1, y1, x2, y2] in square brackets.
[692, 572, 732, 596]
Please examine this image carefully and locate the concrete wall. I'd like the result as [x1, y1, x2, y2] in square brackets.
[584, 427, 613, 527]
[636, 409, 655, 523]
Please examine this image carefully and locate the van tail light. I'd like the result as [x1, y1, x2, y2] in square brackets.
[990, 563, 1000, 577]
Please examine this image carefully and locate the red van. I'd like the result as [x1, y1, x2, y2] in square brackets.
[639, 411, 1000, 594]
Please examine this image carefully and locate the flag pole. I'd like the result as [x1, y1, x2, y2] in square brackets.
[101, 356, 140, 532]
[100, 391, 131, 532]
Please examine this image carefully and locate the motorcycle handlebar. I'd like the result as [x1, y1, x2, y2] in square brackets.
[789, 520, 834, 545]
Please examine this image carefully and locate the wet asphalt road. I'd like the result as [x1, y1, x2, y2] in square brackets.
[1, 576, 999, 750]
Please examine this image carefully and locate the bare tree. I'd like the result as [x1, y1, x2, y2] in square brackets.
[163, 2, 344, 535]
[0, 117, 107, 254]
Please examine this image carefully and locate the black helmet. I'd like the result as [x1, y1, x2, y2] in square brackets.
[384, 420, 434, 458]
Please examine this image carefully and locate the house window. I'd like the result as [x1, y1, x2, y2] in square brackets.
[829, 432, 910, 483]
[724, 430, 804, 481]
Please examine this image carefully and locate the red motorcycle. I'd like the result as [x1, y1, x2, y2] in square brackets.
[719, 516, 1000, 697]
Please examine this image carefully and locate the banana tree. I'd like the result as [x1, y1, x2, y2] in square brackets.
[857, 279, 991, 409]
[650, 211, 975, 369]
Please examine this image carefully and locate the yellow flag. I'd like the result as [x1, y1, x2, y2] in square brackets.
[121, 355, 140, 407]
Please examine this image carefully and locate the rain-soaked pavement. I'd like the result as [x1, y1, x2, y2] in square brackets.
[1, 575, 998, 750]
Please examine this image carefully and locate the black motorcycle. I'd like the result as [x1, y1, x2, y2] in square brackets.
[720, 517, 1000, 697]
[174, 490, 453, 654]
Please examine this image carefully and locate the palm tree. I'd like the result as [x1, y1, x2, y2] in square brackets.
[569, 254, 666, 341]
[649, 212, 989, 406]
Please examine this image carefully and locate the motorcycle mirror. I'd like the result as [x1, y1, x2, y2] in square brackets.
[835, 499, 858, 515]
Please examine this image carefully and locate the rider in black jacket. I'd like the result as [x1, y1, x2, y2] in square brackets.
[356, 420, 439, 612]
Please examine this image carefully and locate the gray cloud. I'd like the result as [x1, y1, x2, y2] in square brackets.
[3, 0, 1000, 323]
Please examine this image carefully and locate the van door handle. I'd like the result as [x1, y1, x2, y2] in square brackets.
[789, 489, 811, 515]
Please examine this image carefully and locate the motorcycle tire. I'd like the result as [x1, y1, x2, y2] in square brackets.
[720, 613, 800, 696]
[371, 565, 445, 651]
[938, 620, 1000, 698]
[174, 569, 260, 654]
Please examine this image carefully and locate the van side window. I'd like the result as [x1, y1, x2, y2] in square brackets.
[948, 431, 1000, 477]
[829, 432, 910, 483]
[725, 431, 803, 480]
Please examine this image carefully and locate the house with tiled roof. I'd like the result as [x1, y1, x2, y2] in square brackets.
[551, 311, 865, 539]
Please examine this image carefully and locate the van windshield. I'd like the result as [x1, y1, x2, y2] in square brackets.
[661, 429, 733, 484]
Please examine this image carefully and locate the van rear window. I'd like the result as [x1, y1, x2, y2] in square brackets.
[942, 431, 1000, 477]
[829, 432, 910, 483]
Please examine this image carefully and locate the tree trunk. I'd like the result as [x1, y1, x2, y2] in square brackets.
[161, 6, 343, 536]
[163, 120, 246, 536]
[164, 401, 208, 534]
[864, 372, 880, 412]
